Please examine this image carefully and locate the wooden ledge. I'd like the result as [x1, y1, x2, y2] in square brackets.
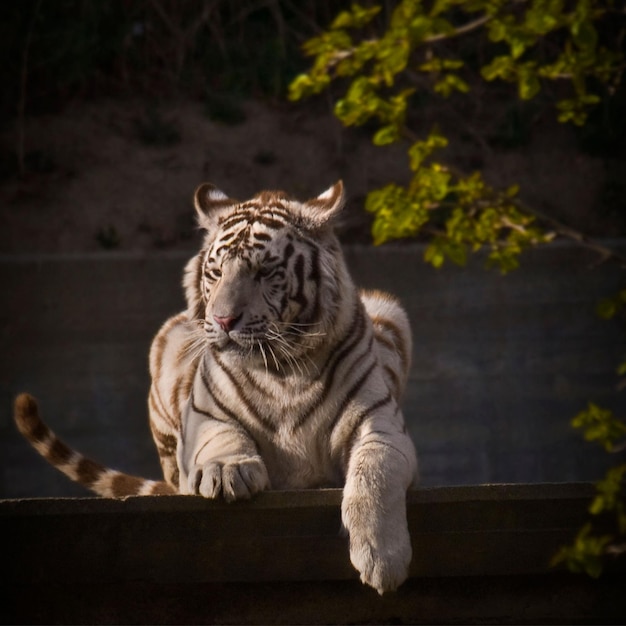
[2, 483, 625, 624]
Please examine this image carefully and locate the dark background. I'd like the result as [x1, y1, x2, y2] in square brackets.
[1, 1, 625, 497]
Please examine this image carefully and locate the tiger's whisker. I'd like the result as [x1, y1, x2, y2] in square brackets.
[266, 342, 281, 372]
[257, 339, 269, 375]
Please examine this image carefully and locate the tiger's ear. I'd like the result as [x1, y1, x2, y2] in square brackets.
[302, 180, 345, 229]
[193, 183, 236, 229]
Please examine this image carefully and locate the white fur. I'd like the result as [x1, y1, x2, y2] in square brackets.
[148, 182, 418, 593]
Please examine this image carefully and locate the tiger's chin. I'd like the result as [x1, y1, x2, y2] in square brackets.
[212, 333, 314, 376]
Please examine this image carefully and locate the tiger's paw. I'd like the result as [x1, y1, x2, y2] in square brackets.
[188, 455, 270, 501]
[349, 525, 412, 595]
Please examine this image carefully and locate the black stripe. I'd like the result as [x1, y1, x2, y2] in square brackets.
[334, 393, 393, 445]
[152, 427, 177, 454]
[212, 351, 278, 433]
[308, 245, 321, 282]
[219, 211, 252, 231]
[320, 301, 365, 379]
[332, 359, 377, 428]
[322, 314, 372, 390]
[198, 353, 273, 434]
[258, 216, 287, 230]
[373, 317, 409, 371]
[149, 386, 178, 430]
[242, 368, 280, 400]
[292, 303, 366, 430]
[111, 474, 146, 496]
[308, 245, 322, 324]
[24, 414, 49, 442]
[191, 255, 206, 320]
[383, 364, 401, 394]
[191, 392, 231, 425]
[259, 206, 290, 220]
[46, 437, 73, 464]
[76, 457, 107, 487]
[291, 253, 308, 311]
[264, 293, 282, 319]
[335, 394, 395, 473]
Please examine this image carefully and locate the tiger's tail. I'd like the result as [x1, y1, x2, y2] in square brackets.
[14, 393, 176, 497]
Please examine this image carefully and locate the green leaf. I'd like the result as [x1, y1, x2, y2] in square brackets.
[331, 4, 381, 30]
[487, 18, 509, 43]
[408, 131, 448, 170]
[408, 15, 433, 43]
[571, 20, 598, 52]
[434, 74, 470, 97]
[445, 242, 468, 266]
[481, 55, 515, 81]
[289, 0, 623, 263]
[424, 242, 446, 268]
[518, 65, 541, 100]
[287, 73, 327, 101]
[373, 125, 400, 146]
[511, 37, 527, 60]
[331, 11, 354, 30]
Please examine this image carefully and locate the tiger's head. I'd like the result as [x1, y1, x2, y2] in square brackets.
[184, 181, 352, 369]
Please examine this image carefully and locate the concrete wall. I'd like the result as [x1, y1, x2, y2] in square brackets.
[1, 243, 624, 497]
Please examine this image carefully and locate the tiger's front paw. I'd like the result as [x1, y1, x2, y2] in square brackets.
[188, 455, 270, 501]
[342, 491, 412, 594]
[349, 523, 412, 595]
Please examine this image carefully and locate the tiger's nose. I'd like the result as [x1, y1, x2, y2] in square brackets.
[213, 314, 240, 332]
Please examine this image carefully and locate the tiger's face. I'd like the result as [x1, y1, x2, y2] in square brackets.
[188, 182, 347, 368]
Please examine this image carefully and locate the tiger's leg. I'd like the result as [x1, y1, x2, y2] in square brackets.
[176, 399, 270, 502]
[341, 414, 418, 594]
[149, 420, 179, 488]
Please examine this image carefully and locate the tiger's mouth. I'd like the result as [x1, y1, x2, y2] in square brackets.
[227, 330, 264, 348]
[217, 329, 272, 355]
[218, 328, 315, 374]
[217, 333, 283, 371]
[206, 317, 321, 372]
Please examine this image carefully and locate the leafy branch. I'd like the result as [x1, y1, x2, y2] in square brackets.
[552, 400, 626, 577]
[289, 0, 625, 272]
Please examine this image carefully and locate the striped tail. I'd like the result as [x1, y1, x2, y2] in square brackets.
[14, 393, 176, 497]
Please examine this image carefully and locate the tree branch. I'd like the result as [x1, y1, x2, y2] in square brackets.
[424, 14, 493, 44]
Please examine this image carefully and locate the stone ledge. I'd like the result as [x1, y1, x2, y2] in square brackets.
[2, 483, 625, 624]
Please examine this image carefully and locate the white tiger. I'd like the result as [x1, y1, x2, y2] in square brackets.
[14, 180, 418, 594]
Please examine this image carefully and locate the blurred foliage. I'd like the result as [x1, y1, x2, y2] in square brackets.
[552, 400, 626, 577]
[550, 293, 626, 578]
[289, 0, 625, 271]
[0, 0, 354, 123]
[2, 0, 358, 177]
